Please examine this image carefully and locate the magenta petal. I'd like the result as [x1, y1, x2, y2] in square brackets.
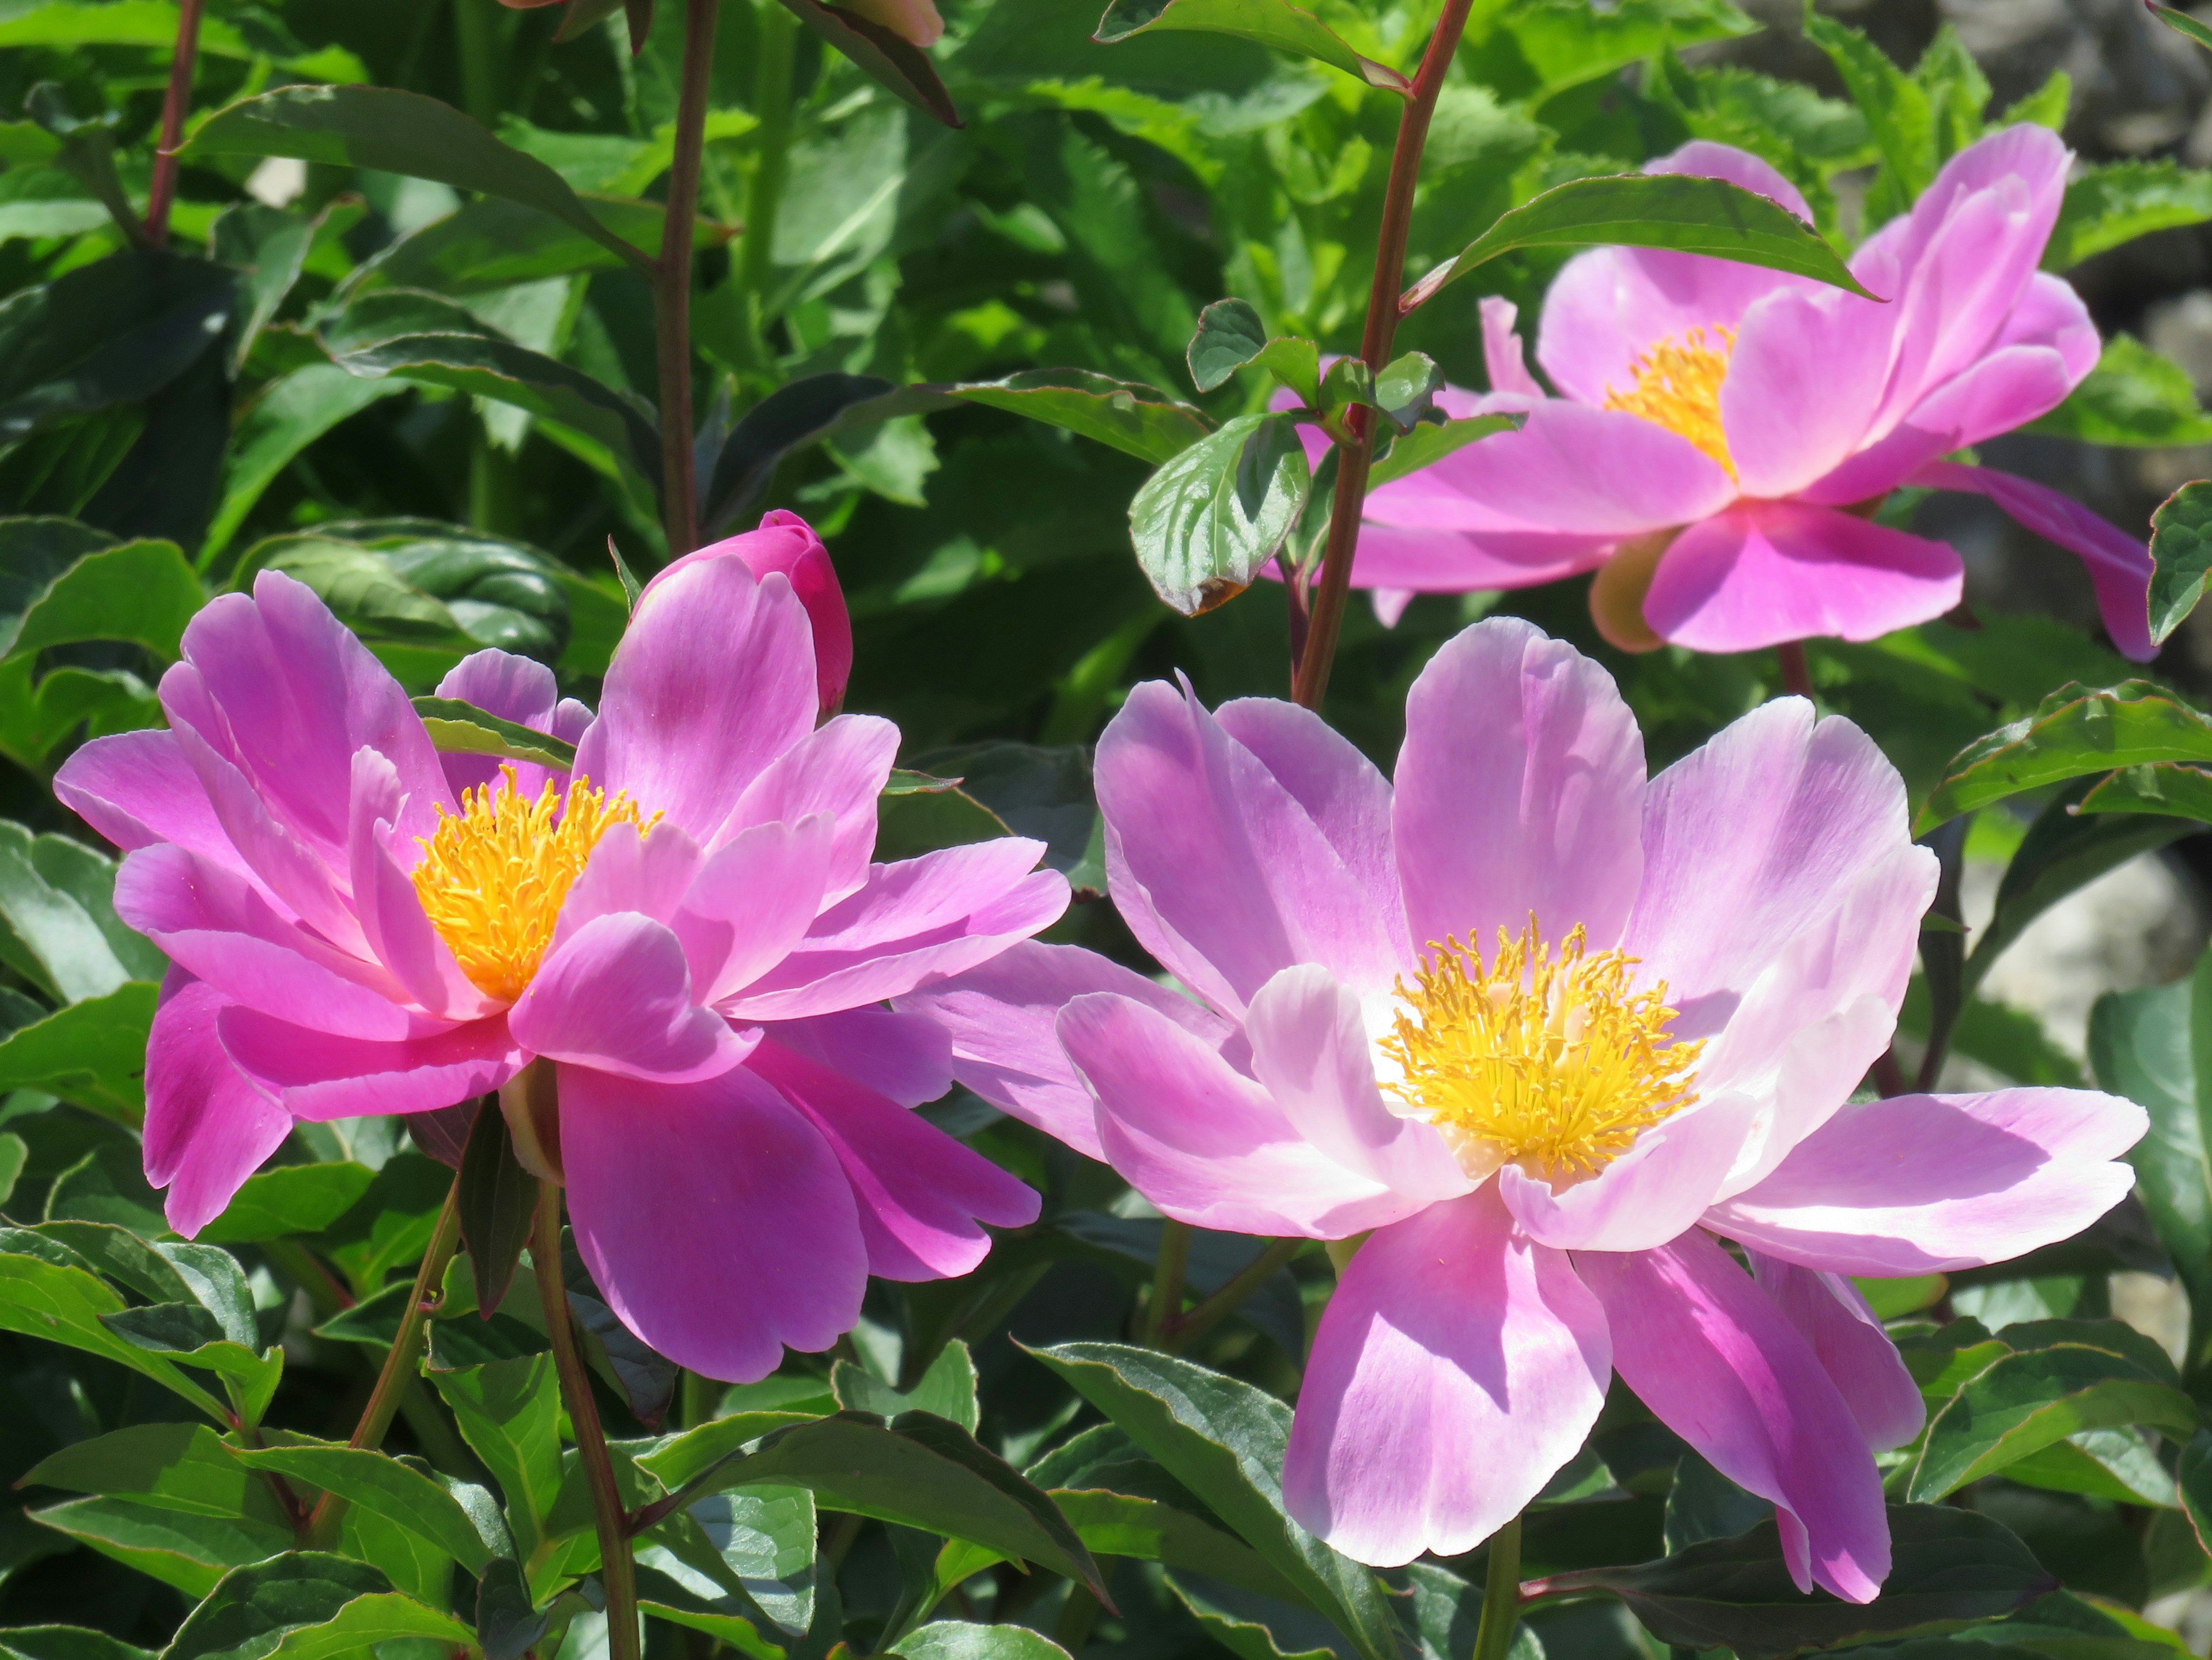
[218, 1005, 522, 1121]
[508, 913, 749, 1083]
[347, 750, 488, 1022]
[559, 1061, 868, 1382]
[673, 815, 835, 1004]
[1996, 272, 2100, 380]
[1642, 500, 1963, 652]
[555, 822, 704, 939]
[1497, 1091, 1757, 1252]
[1395, 618, 1646, 957]
[52, 729, 244, 874]
[722, 713, 899, 898]
[1575, 1231, 1889, 1602]
[435, 650, 562, 798]
[645, 511, 852, 718]
[752, 1039, 1038, 1280]
[1802, 346, 2077, 508]
[573, 556, 817, 845]
[1710, 1087, 2146, 1276]
[1721, 285, 1893, 500]
[1912, 461, 2154, 661]
[1748, 1252, 1926, 1451]
[1283, 1188, 1611, 1566]
[891, 941, 1234, 1161]
[1404, 402, 1735, 536]
[1059, 992, 1422, 1238]
[145, 974, 293, 1237]
[1480, 297, 1544, 398]
[763, 1007, 953, 1108]
[1338, 522, 1614, 595]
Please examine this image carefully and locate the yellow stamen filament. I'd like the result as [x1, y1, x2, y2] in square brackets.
[411, 765, 656, 1003]
[1603, 326, 1737, 477]
[1380, 920, 1703, 1185]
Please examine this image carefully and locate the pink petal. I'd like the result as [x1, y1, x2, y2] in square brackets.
[1721, 285, 1895, 500]
[571, 556, 817, 846]
[1243, 965, 1471, 1203]
[434, 649, 563, 799]
[145, 973, 293, 1238]
[1575, 1230, 1889, 1602]
[1802, 346, 2077, 508]
[891, 941, 1233, 1161]
[1337, 522, 1615, 596]
[762, 1007, 953, 1108]
[554, 821, 704, 940]
[1283, 1187, 1611, 1566]
[1710, 1087, 2147, 1276]
[1995, 271, 2100, 380]
[1097, 681, 1406, 1015]
[1497, 1091, 1758, 1252]
[1480, 297, 1544, 398]
[645, 511, 852, 719]
[508, 913, 751, 1083]
[752, 1038, 1038, 1280]
[720, 713, 899, 898]
[559, 1061, 868, 1381]
[1642, 500, 1963, 652]
[1647, 141, 1815, 222]
[1911, 461, 2154, 661]
[1394, 618, 1646, 959]
[672, 815, 836, 1004]
[1059, 992, 1423, 1238]
[1747, 1252, 1926, 1451]
[348, 750, 490, 1022]
[217, 1005, 522, 1121]
[52, 729, 245, 874]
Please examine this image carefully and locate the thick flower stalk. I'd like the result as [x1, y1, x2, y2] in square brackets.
[57, 515, 1062, 1380]
[1322, 126, 2154, 658]
[900, 617, 2146, 1595]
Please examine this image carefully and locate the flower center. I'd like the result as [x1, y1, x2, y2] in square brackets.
[1379, 919, 1703, 1185]
[1602, 326, 1737, 477]
[411, 765, 656, 1003]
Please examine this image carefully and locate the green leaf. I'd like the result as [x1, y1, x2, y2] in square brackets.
[210, 202, 319, 376]
[430, 1352, 562, 1562]
[0, 823, 138, 1005]
[1187, 298, 1267, 394]
[362, 196, 704, 295]
[99, 1304, 283, 1426]
[2044, 160, 2212, 270]
[197, 1162, 377, 1245]
[1404, 172, 1874, 312]
[630, 1413, 823, 1492]
[948, 369, 1212, 466]
[2076, 762, 2212, 820]
[22, 1423, 289, 1523]
[456, 1098, 533, 1314]
[2003, 1425, 2178, 1506]
[2179, 1428, 2212, 1559]
[895, 1622, 1072, 1660]
[228, 1439, 495, 1573]
[1055, 1489, 1305, 1604]
[1916, 682, 2212, 831]
[2, 539, 202, 662]
[0, 1248, 230, 1418]
[1128, 412, 1310, 615]
[1542, 1504, 2053, 1659]
[702, 375, 950, 536]
[777, 0, 962, 127]
[2027, 336, 2212, 450]
[0, 517, 113, 642]
[411, 696, 579, 773]
[0, 1629, 153, 1660]
[2150, 481, 2212, 646]
[22, 85, 138, 246]
[1368, 415, 1521, 488]
[834, 1340, 980, 1432]
[1159, 1571, 1332, 1660]
[1094, 0, 1408, 91]
[180, 86, 648, 271]
[2152, 1, 2212, 52]
[1029, 1343, 1401, 1660]
[0, 1, 362, 74]
[28, 1496, 292, 1598]
[201, 365, 407, 564]
[1505, 0, 1756, 96]
[1803, 6, 1936, 205]
[163, 1553, 472, 1660]
[313, 1151, 454, 1292]
[1373, 352, 1442, 432]
[640, 1481, 817, 1639]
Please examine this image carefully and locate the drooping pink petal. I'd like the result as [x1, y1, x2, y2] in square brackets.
[1283, 1188, 1611, 1566]
[670, 815, 836, 1004]
[1097, 681, 1406, 1015]
[763, 1007, 953, 1108]
[434, 649, 563, 798]
[571, 556, 817, 845]
[1394, 618, 1646, 958]
[1497, 1091, 1758, 1252]
[751, 1039, 1038, 1280]
[1709, 1087, 2146, 1276]
[1641, 500, 1963, 652]
[1720, 284, 1895, 500]
[1480, 297, 1545, 398]
[645, 511, 853, 719]
[145, 973, 292, 1238]
[720, 713, 899, 898]
[1911, 461, 2154, 661]
[559, 1060, 869, 1382]
[1575, 1230, 1889, 1602]
[508, 913, 751, 1084]
[892, 941, 1234, 1160]
[52, 729, 245, 875]
[1747, 1252, 1926, 1451]
[1059, 992, 1423, 1238]
[1801, 346, 2077, 508]
[1243, 965, 1472, 1203]
[216, 1005, 522, 1121]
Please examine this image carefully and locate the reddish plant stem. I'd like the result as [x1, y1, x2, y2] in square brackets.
[1777, 640, 1813, 699]
[652, 0, 718, 556]
[1289, 0, 1479, 712]
[145, 0, 206, 247]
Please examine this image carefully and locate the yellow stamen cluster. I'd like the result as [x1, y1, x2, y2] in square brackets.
[1380, 920, 1703, 1185]
[411, 765, 656, 1003]
[1603, 326, 1737, 477]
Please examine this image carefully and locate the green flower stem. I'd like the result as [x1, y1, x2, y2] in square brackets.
[536, 1177, 642, 1660]
[1289, 0, 1480, 712]
[1161, 1237, 1302, 1353]
[1472, 1517, 1524, 1660]
[1139, 1217, 1192, 1345]
[740, 0, 799, 332]
[143, 0, 205, 246]
[304, 1178, 463, 1548]
[653, 0, 721, 556]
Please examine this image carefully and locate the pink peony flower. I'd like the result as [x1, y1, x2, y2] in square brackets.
[56, 538, 1063, 1380]
[653, 510, 853, 718]
[1333, 127, 2154, 658]
[899, 617, 2145, 1593]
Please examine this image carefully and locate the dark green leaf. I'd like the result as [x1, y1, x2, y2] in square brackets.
[1094, 0, 1408, 92]
[895, 1622, 1071, 1660]
[197, 1162, 378, 1244]
[2002, 1425, 2178, 1506]
[834, 1340, 980, 1432]
[1059, 1489, 1305, 1604]
[1916, 682, 2212, 831]
[2044, 160, 2212, 270]
[163, 1553, 472, 1660]
[209, 203, 318, 375]
[1373, 351, 1441, 432]
[429, 1352, 562, 1561]
[2150, 481, 2212, 646]
[1161, 1571, 1338, 1660]
[29, 1496, 292, 1598]
[1802, 7, 1936, 206]
[0, 1247, 231, 1417]
[701, 375, 950, 537]
[2027, 336, 2212, 450]
[2, 539, 201, 663]
[948, 369, 1211, 466]
[0, 1629, 153, 1660]
[1128, 412, 1310, 615]
[22, 1423, 288, 1523]
[202, 366, 406, 563]
[23, 84, 139, 246]
[411, 696, 578, 773]
[2076, 763, 2212, 820]
[2153, 1, 2212, 51]
[228, 1439, 495, 1572]
[0, 822, 139, 1004]
[777, 0, 961, 127]
[1187, 299, 1268, 394]
[456, 1098, 532, 1313]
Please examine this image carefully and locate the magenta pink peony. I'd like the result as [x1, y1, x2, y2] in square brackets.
[1332, 126, 2153, 658]
[901, 617, 2146, 1594]
[55, 523, 1062, 1380]
[653, 509, 853, 718]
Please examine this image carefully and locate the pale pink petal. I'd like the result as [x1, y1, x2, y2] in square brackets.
[1911, 461, 2154, 661]
[560, 1060, 868, 1382]
[52, 729, 245, 874]
[719, 713, 899, 898]
[1710, 1087, 2146, 1276]
[507, 913, 751, 1084]
[1394, 618, 1646, 958]
[1497, 1091, 1758, 1252]
[1371, 588, 1415, 626]
[554, 821, 704, 939]
[892, 941, 1233, 1160]
[1994, 271, 2100, 380]
[1801, 346, 2076, 508]
[1059, 992, 1423, 1238]
[1721, 285, 1895, 500]
[1642, 500, 1963, 652]
[1283, 1188, 1611, 1566]
[1747, 1253, 1925, 1451]
[1337, 523, 1614, 594]
[672, 815, 835, 1004]
[1575, 1230, 1889, 1602]
[571, 557, 817, 845]
[1480, 297, 1544, 398]
[762, 1007, 952, 1108]
[145, 973, 292, 1238]
[434, 649, 563, 798]
[751, 1039, 1038, 1280]
[217, 1005, 522, 1121]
